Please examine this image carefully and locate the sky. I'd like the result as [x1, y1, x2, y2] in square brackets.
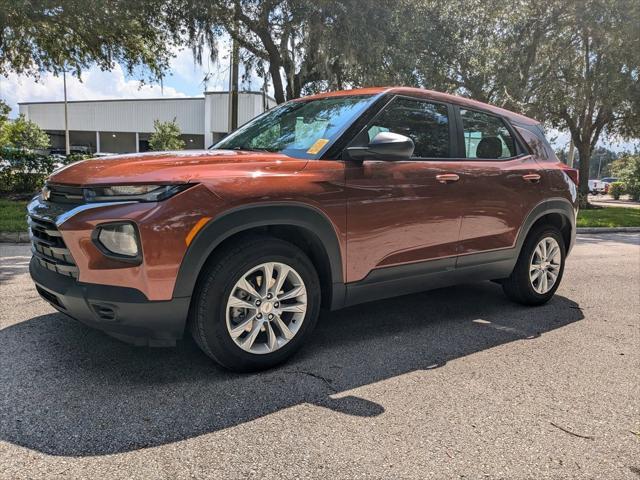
[0, 42, 269, 116]
[0, 47, 636, 153]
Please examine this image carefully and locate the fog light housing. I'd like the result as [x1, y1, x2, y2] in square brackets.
[95, 223, 140, 258]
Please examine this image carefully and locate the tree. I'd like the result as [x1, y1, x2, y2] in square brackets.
[1, 114, 50, 150]
[611, 154, 640, 200]
[411, 0, 639, 207]
[148, 119, 185, 151]
[527, 0, 640, 206]
[0, 0, 177, 81]
[174, 0, 412, 104]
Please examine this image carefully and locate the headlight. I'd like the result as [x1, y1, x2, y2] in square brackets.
[84, 184, 192, 202]
[95, 223, 140, 258]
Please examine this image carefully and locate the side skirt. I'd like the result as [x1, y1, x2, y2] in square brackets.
[340, 249, 517, 308]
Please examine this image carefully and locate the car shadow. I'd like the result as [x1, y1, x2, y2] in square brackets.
[0, 282, 583, 457]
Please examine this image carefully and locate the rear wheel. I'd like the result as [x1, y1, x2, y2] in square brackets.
[190, 236, 321, 372]
[502, 225, 566, 305]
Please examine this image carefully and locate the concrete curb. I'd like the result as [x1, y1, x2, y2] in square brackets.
[0, 232, 30, 243]
[577, 227, 640, 234]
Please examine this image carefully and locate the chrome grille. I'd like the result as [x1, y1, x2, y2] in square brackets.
[28, 216, 79, 278]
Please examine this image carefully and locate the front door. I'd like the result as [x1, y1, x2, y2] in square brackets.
[345, 96, 464, 283]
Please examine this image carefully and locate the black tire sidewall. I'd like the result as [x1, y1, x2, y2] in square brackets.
[194, 238, 321, 371]
[515, 226, 566, 303]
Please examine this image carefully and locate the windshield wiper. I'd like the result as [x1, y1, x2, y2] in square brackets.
[231, 146, 275, 153]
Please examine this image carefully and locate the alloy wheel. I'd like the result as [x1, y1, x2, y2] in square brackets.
[529, 237, 562, 294]
[225, 262, 307, 354]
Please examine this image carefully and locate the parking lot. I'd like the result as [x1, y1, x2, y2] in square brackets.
[1, 233, 638, 479]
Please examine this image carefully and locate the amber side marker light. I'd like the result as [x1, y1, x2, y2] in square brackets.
[185, 217, 212, 246]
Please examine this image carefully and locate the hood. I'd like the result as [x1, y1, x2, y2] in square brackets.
[48, 150, 309, 186]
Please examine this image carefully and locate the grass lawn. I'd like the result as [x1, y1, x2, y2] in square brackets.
[577, 206, 640, 228]
[0, 199, 28, 232]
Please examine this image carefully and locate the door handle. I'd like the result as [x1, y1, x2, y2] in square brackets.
[522, 173, 541, 183]
[436, 173, 460, 184]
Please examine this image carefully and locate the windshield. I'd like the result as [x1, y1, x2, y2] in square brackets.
[212, 95, 376, 159]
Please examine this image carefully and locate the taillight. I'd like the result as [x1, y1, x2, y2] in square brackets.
[563, 168, 579, 187]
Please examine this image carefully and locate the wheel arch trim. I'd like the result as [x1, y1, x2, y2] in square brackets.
[516, 197, 576, 254]
[172, 202, 345, 304]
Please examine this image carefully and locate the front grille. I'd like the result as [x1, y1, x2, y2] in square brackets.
[47, 184, 84, 204]
[28, 215, 79, 278]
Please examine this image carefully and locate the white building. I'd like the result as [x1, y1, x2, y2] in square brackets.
[18, 91, 277, 154]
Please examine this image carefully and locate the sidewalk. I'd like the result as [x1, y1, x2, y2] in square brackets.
[588, 194, 640, 209]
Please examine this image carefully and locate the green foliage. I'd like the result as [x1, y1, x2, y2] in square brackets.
[66, 153, 92, 163]
[0, 147, 55, 193]
[175, 0, 415, 104]
[577, 206, 640, 227]
[0, 199, 28, 232]
[0, 99, 10, 146]
[611, 155, 640, 201]
[0, 0, 177, 82]
[148, 119, 185, 151]
[1, 114, 50, 150]
[608, 182, 625, 200]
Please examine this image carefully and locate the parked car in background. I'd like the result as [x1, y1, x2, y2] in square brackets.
[589, 179, 605, 194]
[600, 177, 618, 194]
[27, 86, 578, 371]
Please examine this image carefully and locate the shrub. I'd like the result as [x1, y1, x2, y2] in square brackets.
[149, 118, 185, 151]
[1, 114, 50, 150]
[0, 147, 55, 194]
[608, 182, 625, 200]
[612, 155, 640, 201]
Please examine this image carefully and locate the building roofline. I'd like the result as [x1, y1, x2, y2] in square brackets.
[19, 90, 276, 106]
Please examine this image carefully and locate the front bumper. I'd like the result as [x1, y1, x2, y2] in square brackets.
[30, 257, 190, 346]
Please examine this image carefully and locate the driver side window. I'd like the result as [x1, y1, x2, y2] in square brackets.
[362, 97, 451, 158]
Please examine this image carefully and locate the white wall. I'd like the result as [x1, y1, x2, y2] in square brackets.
[20, 98, 205, 134]
[20, 93, 278, 142]
[204, 92, 277, 146]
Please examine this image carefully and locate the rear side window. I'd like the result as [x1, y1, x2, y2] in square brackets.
[364, 97, 450, 158]
[514, 123, 559, 162]
[460, 109, 516, 159]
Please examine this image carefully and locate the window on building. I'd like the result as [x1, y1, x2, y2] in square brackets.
[363, 97, 450, 158]
[460, 109, 516, 159]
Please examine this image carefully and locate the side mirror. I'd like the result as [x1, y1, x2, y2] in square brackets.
[344, 132, 415, 161]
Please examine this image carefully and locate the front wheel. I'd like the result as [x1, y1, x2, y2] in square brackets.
[190, 236, 321, 372]
[502, 225, 566, 305]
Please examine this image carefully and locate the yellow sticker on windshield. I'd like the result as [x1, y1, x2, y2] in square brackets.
[307, 138, 329, 155]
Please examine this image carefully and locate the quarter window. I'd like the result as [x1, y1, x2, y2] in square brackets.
[363, 97, 450, 158]
[460, 109, 516, 159]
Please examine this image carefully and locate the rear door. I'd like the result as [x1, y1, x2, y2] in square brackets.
[453, 108, 546, 263]
[344, 96, 465, 283]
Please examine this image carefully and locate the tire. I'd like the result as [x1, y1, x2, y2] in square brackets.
[189, 236, 321, 372]
[502, 224, 566, 306]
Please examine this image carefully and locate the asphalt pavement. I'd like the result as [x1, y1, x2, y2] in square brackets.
[0, 234, 638, 479]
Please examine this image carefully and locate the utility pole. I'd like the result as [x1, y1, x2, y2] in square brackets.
[228, 5, 239, 133]
[63, 70, 70, 155]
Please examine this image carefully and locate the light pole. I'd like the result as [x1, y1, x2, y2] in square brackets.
[63, 70, 70, 155]
[228, 3, 239, 133]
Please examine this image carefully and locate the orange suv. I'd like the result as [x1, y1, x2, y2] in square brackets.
[28, 87, 578, 371]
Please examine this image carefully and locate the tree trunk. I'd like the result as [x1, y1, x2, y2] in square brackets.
[576, 142, 592, 208]
[268, 62, 286, 104]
